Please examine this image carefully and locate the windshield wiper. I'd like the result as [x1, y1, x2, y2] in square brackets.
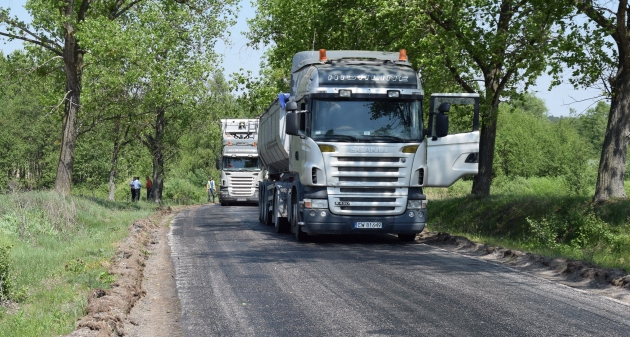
[315, 135, 359, 142]
[360, 135, 406, 142]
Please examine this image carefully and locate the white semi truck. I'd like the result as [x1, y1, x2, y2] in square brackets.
[217, 118, 264, 206]
[257, 50, 480, 241]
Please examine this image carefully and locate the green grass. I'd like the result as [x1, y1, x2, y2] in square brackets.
[426, 179, 630, 273]
[0, 191, 157, 337]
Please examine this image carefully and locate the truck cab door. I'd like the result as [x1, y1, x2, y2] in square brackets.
[426, 93, 480, 187]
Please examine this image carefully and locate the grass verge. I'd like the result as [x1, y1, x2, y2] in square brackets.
[0, 191, 157, 337]
[426, 179, 630, 273]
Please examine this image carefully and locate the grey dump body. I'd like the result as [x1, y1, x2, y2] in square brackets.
[257, 50, 480, 240]
[219, 119, 263, 205]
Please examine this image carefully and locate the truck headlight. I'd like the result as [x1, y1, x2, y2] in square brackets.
[304, 198, 328, 209]
[407, 200, 426, 210]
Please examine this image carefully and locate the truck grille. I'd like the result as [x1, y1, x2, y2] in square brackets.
[337, 157, 399, 162]
[339, 187, 395, 193]
[339, 206, 396, 211]
[339, 177, 398, 183]
[327, 154, 411, 216]
[338, 167, 398, 173]
[228, 176, 256, 196]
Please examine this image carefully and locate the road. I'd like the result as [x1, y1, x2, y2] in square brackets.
[169, 204, 630, 337]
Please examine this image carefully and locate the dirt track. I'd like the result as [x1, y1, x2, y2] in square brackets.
[63, 206, 630, 336]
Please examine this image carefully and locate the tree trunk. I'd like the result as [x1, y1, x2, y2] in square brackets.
[143, 106, 166, 204]
[108, 119, 122, 201]
[54, 21, 83, 194]
[472, 116, 498, 196]
[472, 81, 501, 197]
[593, 74, 630, 202]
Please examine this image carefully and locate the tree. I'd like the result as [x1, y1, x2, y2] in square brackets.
[247, 0, 571, 196]
[569, 101, 610, 159]
[0, 0, 237, 194]
[554, 1, 630, 202]
[91, 1, 237, 203]
[420, 0, 572, 196]
[0, 50, 60, 190]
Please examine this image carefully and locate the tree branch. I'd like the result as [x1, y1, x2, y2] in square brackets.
[424, 1, 489, 73]
[109, 0, 145, 20]
[0, 32, 62, 56]
[576, 0, 619, 40]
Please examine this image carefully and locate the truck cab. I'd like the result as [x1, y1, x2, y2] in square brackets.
[258, 50, 480, 241]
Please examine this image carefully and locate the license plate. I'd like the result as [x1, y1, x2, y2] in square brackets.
[236, 198, 246, 201]
[355, 222, 382, 229]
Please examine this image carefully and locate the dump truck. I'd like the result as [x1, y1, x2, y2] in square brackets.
[257, 49, 480, 241]
[217, 118, 263, 205]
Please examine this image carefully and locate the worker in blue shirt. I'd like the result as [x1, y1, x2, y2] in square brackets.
[206, 177, 215, 203]
[130, 177, 142, 202]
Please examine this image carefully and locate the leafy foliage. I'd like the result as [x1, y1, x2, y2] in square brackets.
[0, 245, 13, 301]
[427, 179, 630, 271]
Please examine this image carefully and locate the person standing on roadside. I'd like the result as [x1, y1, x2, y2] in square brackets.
[145, 176, 153, 201]
[131, 177, 142, 202]
[206, 177, 216, 203]
[129, 177, 136, 202]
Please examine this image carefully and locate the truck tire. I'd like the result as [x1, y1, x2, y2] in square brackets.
[292, 202, 308, 241]
[258, 189, 264, 223]
[265, 188, 273, 226]
[273, 190, 290, 233]
[264, 201, 273, 226]
[398, 233, 417, 242]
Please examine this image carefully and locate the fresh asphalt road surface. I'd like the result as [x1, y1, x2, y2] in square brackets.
[169, 205, 630, 337]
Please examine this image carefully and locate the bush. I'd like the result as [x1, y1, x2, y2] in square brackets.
[0, 192, 78, 239]
[163, 177, 205, 204]
[0, 245, 13, 301]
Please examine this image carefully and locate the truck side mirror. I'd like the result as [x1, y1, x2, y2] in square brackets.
[286, 113, 300, 136]
[438, 102, 451, 113]
[285, 101, 298, 111]
[435, 113, 449, 138]
[215, 157, 221, 170]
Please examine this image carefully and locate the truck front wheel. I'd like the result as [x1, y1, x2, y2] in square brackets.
[292, 202, 308, 241]
[273, 190, 290, 233]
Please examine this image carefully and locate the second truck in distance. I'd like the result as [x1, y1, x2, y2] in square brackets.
[257, 49, 480, 241]
[218, 118, 263, 206]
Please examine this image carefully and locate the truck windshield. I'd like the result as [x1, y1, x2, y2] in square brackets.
[311, 99, 422, 142]
[222, 157, 261, 171]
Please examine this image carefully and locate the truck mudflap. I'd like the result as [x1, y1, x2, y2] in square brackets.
[299, 208, 426, 234]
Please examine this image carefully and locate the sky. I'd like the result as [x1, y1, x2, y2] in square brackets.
[1, 0, 605, 117]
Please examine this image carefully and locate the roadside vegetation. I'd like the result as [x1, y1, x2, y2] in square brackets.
[426, 98, 630, 273]
[426, 179, 630, 273]
[0, 191, 155, 336]
[2, 0, 630, 335]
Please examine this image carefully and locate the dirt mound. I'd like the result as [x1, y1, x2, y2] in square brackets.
[418, 231, 630, 303]
[64, 207, 173, 337]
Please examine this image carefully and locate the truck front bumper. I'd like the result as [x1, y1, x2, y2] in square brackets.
[219, 195, 259, 204]
[300, 208, 426, 234]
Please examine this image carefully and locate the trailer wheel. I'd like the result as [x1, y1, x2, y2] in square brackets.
[398, 233, 417, 242]
[264, 188, 273, 226]
[258, 188, 264, 223]
[258, 190, 265, 223]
